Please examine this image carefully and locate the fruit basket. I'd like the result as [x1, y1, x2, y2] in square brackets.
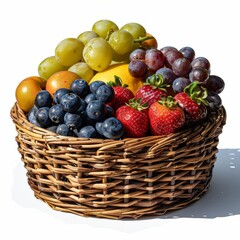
[10, 102, 226, 219]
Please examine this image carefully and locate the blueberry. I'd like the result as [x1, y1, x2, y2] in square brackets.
[95, 121, 104, 136]
[101, 117, 123, 139]
[96, 84, 115, 103]
[89, 80, 106, 93]
[64, 112, 82, 130]
[35, 107, 52, 128]
[74, 125, 98, 138]
[49, 104, 66, 124]
[35, 90, 53, 108]
[75, 98, 87, 114]
[84, 93, 97, 104]
[53, 88, 71, 104]
[46, 125, 58, 133]
[86, 100, 106, 121]
[70, 79, 90, 98]
[60, 93, 80, 112]
[105, 105, 114, 117]
[81, 110, 96, 126]
[56, 124, 70, 136]
[28, 105, 38, 123]
[28, 106, 41, 127]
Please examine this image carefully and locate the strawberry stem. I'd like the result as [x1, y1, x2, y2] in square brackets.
[107, 75, 129, 88]
[158, 96, 178, 108]
[184, 82, 209, 106]
[127, 98, 148, 111]
[145, 74, 169, 90]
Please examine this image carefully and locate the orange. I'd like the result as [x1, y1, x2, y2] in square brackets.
[15, 76, 46, 112]
[89, 63, 144, 94]
[46, 71, 80, 97]
[141, 33, 158, 49]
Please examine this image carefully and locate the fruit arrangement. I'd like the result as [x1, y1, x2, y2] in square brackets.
[15, 19, 225, 140]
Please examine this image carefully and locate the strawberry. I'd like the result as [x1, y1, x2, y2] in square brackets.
[135, 74, 169, 106]
[107, 76, 134, 111]
[148, 96, 185, 135]
[116, 98, 149, 138]
[174, 82, 208, 125]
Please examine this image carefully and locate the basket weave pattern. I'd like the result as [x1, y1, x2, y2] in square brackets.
[11, 103, 226, 219]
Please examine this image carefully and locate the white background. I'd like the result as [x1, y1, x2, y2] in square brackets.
[1, 0, 240, 239]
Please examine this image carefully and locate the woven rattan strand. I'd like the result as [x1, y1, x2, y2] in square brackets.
[10, 102, 226, 219]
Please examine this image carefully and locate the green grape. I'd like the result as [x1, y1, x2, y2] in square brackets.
[92, 19, 118, 39]
[112, 49, 132, 63]
[55, 38, 84, 67]
[38, 56, 68, 80]
[77, 31, 99, 45]
[120, 22, 146, 39]
[83, 37, 112, 71]
[108, 30, 134, 55]
[68, 62, 94, 82]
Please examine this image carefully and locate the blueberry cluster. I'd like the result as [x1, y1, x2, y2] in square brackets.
[28, 79, 124, 139]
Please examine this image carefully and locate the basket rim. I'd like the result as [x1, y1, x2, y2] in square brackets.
[10, 101, 227, 144]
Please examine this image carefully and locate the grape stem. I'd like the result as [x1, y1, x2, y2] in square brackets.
[134, 35, 154, 43]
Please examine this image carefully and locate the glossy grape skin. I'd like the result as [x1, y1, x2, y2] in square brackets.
[38, 56, 68, 80]
[108, 30, 134, 55]
[189, 67, 209, 83]
[83, 37, 112, 71]
[172, 77, 190, 93]
[55, 38, 84, 67]
[206, 91, 222, 110]
[172, 57, 191, 77]
[155, 67, 176, 85]
[191, 57, 211, 70]
[77, 31, 99, 45]
[179, 46, 195, 62]
[120, 22, 146, 39]
[92, 19, 118, 38]
[203, 75, 225, 94]
[145, 48, 165, 71]
[160, 46, 178, 56]
[68, 62, 94, 82]
[165, 50, 183, 68]
[129, 48, 146, 61]
[128, 59, 148, 77]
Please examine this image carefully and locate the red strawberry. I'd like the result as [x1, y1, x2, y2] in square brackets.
[135, 74, 169, 106]
[116, 98, 149, 138]
[174, 82, 208, 125]
[149, 96, 185, 135]
[108, 76, 134, 111]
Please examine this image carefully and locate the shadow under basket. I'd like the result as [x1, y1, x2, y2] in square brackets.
[10, 102, 226, 219]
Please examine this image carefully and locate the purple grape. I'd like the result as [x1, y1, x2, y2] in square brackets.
[189, 67, 209, 83]
[179, 46, 195, 62]
[191, 57, 211, 70]
[160, 46, 178, 56]
[172, 57, 191, 77]
[155, 67, 176, 85]
[172, 77, 190, 93]
[128, 59, 148, 77]
[129, 48, 146, 61]
[165, 50, 183, 68]
[206, 91, 222, 110]
[203, 75, 225, 94]
[145, 48, 165, 71]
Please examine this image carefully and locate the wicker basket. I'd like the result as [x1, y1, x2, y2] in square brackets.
[10, 102, 226, 219]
